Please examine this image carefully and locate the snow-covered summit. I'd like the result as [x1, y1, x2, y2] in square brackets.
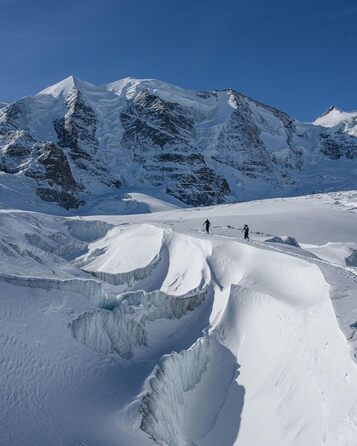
[314, 105, 357, 133]
[320, 105, 342, 117]
[105, 76, 219, 109]
[37, 75, 104, 98]
[40, 75, 214, 108]
[0, 75, 357, 213]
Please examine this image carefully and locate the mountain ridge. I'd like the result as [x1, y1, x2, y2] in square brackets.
[0, 75, 356, 214]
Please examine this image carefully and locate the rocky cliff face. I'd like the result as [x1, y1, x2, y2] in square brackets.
[0, 129, 81, 209]
[0, 76, 356, 212]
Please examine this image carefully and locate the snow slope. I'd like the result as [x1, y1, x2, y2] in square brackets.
[314, 106, 357, 136]
[0, 190, 357, 445]
[0, 76, 357, 213]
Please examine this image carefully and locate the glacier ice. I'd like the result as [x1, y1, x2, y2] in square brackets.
[140, 335, 210, 445]
[70, 288, 207, 359]
[1, 194, 357, 446]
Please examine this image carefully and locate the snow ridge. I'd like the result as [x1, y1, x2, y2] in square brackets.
[1, 193, 357, 445]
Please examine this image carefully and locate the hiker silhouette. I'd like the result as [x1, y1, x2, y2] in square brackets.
[203, 219, 211, 234]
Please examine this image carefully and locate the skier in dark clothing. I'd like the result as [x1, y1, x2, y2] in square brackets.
[242, 224, 249, 240]
[203, 219, 211, 234]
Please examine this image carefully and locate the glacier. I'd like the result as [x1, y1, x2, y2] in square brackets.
[0, 191, 357, 445]
[2, 67, 357, 446]
[0, 76, 356, 213]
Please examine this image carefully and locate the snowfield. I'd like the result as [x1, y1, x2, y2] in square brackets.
[0, 191, 357, 445]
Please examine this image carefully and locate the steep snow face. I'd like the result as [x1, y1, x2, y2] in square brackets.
[71, 288, 207, 359]
[139, 334, 211, 445]
[216, 285, 357, 446]
[0, 76, 357, 212]
[38, 75, 80, 97]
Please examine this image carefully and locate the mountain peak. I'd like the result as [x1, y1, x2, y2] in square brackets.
[313, 105, 357, 128]
[37, 75, 96, 98]
[320, 105, 343, 117]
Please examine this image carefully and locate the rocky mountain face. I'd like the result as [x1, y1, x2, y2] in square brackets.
[0, 76, 356, 213]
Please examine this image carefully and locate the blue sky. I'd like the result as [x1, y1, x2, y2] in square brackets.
[0, 0, 356, 120]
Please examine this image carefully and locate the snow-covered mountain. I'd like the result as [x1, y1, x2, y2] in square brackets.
[314, 105, 357, 134]
[0, 76, 356, 213]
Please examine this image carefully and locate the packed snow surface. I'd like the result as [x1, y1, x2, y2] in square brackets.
[0, 191, 357, 445]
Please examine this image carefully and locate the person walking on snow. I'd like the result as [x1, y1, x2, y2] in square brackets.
[203, 219, 211, 234]
[242, 224, 249, 240]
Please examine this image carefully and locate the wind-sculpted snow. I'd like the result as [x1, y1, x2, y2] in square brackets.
[91, 219, 356, 446]
[85, 254, 162, 286]
[215, 285, 357, 446]
[79, 224, 212, 295]
[1, 195, 357, 446]
[79, 224, 163, 269]
[137, 279, 357, 446]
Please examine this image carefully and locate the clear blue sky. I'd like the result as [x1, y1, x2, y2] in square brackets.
[0, 0, 356, 121]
